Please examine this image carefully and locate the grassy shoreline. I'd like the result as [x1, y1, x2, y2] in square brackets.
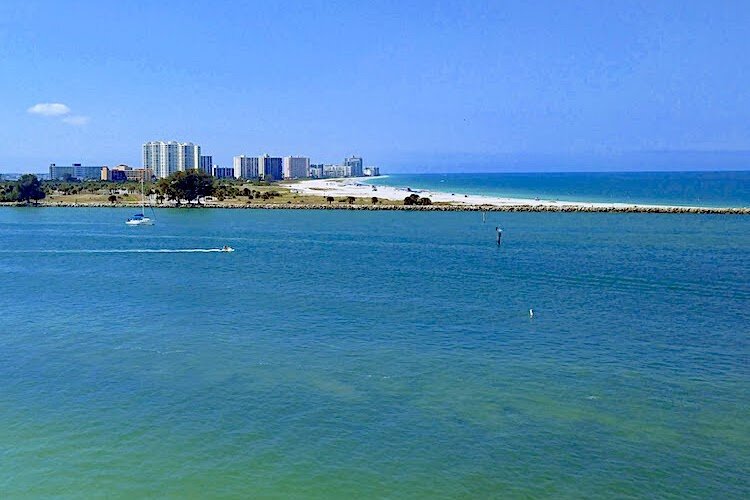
[2, 182, 748, 214]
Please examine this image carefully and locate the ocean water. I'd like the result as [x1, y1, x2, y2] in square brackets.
[0, 207, 748, 498]
[367, 171, 750, 207]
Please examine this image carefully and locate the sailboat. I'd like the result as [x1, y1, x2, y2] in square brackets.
[126, 173, 154, 226]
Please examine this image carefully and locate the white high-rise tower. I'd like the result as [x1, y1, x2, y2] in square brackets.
[143, 141, 201, 178]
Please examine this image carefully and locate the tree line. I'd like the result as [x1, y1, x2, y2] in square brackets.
[0, 175, 46, 204]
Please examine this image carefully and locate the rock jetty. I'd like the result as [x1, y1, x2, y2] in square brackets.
[3, 201, 748, 214]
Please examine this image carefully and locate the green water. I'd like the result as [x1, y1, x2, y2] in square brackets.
[0, 208, 748, 498]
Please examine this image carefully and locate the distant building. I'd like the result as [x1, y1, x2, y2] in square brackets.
[282, 156, 310, 179]
[323, 164, 352, 178]
[344, 156, 363, 177]
[212, 165, 234, 179]
[233, 155, 260, 179]
[101, 166, 126, 182]
[309, 164, 324, 179]
[111, 170, 127, 182]
[259, 154, 283, 181]
[363, 166, 380, 176]
[199, 155, 213, 175]
[49, 163, 105, 180]
[143, 141, 201, 178]
[101, 165, 151, 182]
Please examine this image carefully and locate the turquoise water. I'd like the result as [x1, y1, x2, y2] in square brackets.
[367, 171, 750, 207]
[1, 207, 749, 497]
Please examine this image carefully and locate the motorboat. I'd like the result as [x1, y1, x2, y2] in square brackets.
[220, 246, 235, 252]
[126, 213, 153, 226]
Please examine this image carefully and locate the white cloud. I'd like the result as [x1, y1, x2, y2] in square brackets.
[27, 102, 71, 116]
[62, 115, 90, 126]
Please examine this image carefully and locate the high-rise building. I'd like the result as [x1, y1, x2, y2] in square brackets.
[259, 154, 283, 181]
[233, 155, 260, 179]
[199, 155, 213, 175]
[363, 166, 380, 176]
[282, 156, 310, 179]
[142, 141, 201, 178]
[344, 156, 363, 177]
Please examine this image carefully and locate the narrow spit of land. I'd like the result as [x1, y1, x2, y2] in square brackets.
[1, 178, 748, 214]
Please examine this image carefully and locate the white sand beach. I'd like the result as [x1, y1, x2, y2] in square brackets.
[282, 177, 698, 210]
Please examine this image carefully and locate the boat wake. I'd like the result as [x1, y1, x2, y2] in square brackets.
[3, 248, 234, 254]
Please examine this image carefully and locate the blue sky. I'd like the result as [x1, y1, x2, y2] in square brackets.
[1, 0, 749, 173]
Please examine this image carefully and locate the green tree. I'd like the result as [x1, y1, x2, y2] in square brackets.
[0, 183, 19, 202]
[403, 194, 420, 205]
[418, 197, 432, 205]
[17, 174, 46, 205]
[157, 170, 215, 206]
[346, 196, 356, 204]
[371, 196, 379, 205]
[326, 196, 334, 204]
[108, 194, 117, 204]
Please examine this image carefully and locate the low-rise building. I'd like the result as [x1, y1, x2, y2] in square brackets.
[101, 165, 152, 182]
[49, 163, 106, 181]
[363, 166, 380, 176]
[213, 165, 235, 179]
[323, 164, 352, 178]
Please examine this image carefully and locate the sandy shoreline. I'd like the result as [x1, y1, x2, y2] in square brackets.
[282, 177, 731, 211]
[1, 177, 747, 214]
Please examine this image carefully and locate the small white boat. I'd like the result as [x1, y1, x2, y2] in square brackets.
[220, 246, 235, 252]
[126, 213, 153, 226]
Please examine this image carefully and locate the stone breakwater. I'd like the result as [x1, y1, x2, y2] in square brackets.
[2, 202, 749, 214]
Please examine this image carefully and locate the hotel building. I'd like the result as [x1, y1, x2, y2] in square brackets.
[282, 156, 310, 179]
[233, 155, 260, 179]
[143, 141, 201, 178]
[49, 163, 105, 180]
[259, 154, 283, 181]
[199, 155, 213, 175]
[343, 156, 364, 177]
[323, 164, 352, 178]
